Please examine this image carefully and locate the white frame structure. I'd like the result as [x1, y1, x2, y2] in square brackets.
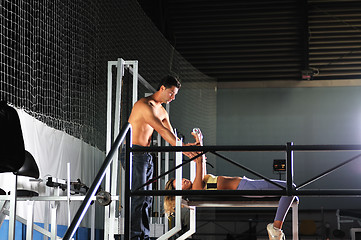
[156, 139, 194, 240]
[106, 58, 165, 240]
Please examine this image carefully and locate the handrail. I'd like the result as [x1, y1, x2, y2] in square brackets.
[131, 144, 361, 153]
[62, 123, 131, 240]
[63, 135, 361, 239]
[130, 142, 361, 197]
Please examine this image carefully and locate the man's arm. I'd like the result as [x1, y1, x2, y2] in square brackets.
[143, 104, 179, 146]
[159, 112, 201, 160]
[141, 102, 197, 158]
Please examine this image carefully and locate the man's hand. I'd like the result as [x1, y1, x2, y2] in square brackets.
[182, 142, 200, 159]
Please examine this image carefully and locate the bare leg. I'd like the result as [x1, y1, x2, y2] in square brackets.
[273, 220, 283, 229]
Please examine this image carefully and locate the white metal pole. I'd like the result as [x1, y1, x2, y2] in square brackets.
[67, 163, 71, 227]
[104, 61, 115, 239]
[90, 204, 95, 240]
[176, 206, 196, 240]
[108, 58, 124, 240]
[131, 61, 138, 106]
[26, 200, 34, 240]
[50, 203, 58, 240]
[157, 133, 161, 223]
[106, 61, 117, 153]
[8, 174, 17, 240]
[164, 104, 170, 231]
[292, 204, 299, 240]
[157, 139, 183, 240]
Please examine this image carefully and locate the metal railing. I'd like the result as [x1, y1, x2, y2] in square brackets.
[127, 142, 361, 238]
[131, 142, 361, 196]
[63, 129, 361, 239]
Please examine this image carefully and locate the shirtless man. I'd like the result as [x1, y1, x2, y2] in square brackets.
[124, 75, 197, 239]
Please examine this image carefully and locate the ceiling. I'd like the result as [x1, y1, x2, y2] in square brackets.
[138, 0, 361, 83]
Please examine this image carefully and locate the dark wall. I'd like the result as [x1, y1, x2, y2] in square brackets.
[217, 86, 361, 209]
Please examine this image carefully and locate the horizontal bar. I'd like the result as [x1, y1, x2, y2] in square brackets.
[131, 189, 361, 197]
[8, 189, 345, 202]
[131, 145, 287, 152]
[131, 144, 361, 153]
[294, 189, 361, 196]
[0, 195, 120, 201]
[132, 190, 293, 197]
[108, 61, 118, 65]
[292, 144, 361, 151]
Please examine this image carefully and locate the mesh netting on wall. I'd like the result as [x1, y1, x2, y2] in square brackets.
[0, 0, 216, 152]
[0, 0, 100, 146]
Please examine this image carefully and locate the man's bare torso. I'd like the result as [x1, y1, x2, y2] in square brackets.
[128, 96, 168, 147]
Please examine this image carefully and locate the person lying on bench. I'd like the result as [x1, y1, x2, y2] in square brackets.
[164, 130, 298, 240]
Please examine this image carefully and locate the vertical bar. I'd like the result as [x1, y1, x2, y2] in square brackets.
[336, 209, 341, 230]
[132, 61, 138, 106]
[118, 61, 127, 233]
[286, 142, 294, 195]
[189, 207, 196, 238]
[124, 60, 137, 239]
[158, 139, 183, 240]
[67, 163, 71, 227]
[120, 159, 125, 220]
[105, 59, 124, 240]
[156, 133, 162, 222]
[292, 203, 299, 240]
[164, 136, 169, 231]
[108, 58, 124, 240]
[124, 130, 132, 239]
[106, 61, 115, 153]
[50, 203, 57, 240]
[105, 61, 114, 239]
[90, 204, 95, 240]
[177, 207, 196, 240]
[163, 104, 170, 227]
[174, 138, 182, 231]
[43, 178, 50, 240]
[157, 139, 183, 240]
[26, 201, 34, 240]
[164, 149, 169, 172]
[8, 175, 17, 240]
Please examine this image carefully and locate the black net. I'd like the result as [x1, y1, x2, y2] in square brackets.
[0, 0, 216, 152]
[0, 0, 100, 146]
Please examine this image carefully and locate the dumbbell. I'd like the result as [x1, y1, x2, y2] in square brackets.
[96, 190, 112, 206]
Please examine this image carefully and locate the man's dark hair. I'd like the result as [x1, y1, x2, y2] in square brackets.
[157, 75, 181, 91]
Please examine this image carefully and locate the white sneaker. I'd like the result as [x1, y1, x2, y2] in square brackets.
[267, 223, 285, 240]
